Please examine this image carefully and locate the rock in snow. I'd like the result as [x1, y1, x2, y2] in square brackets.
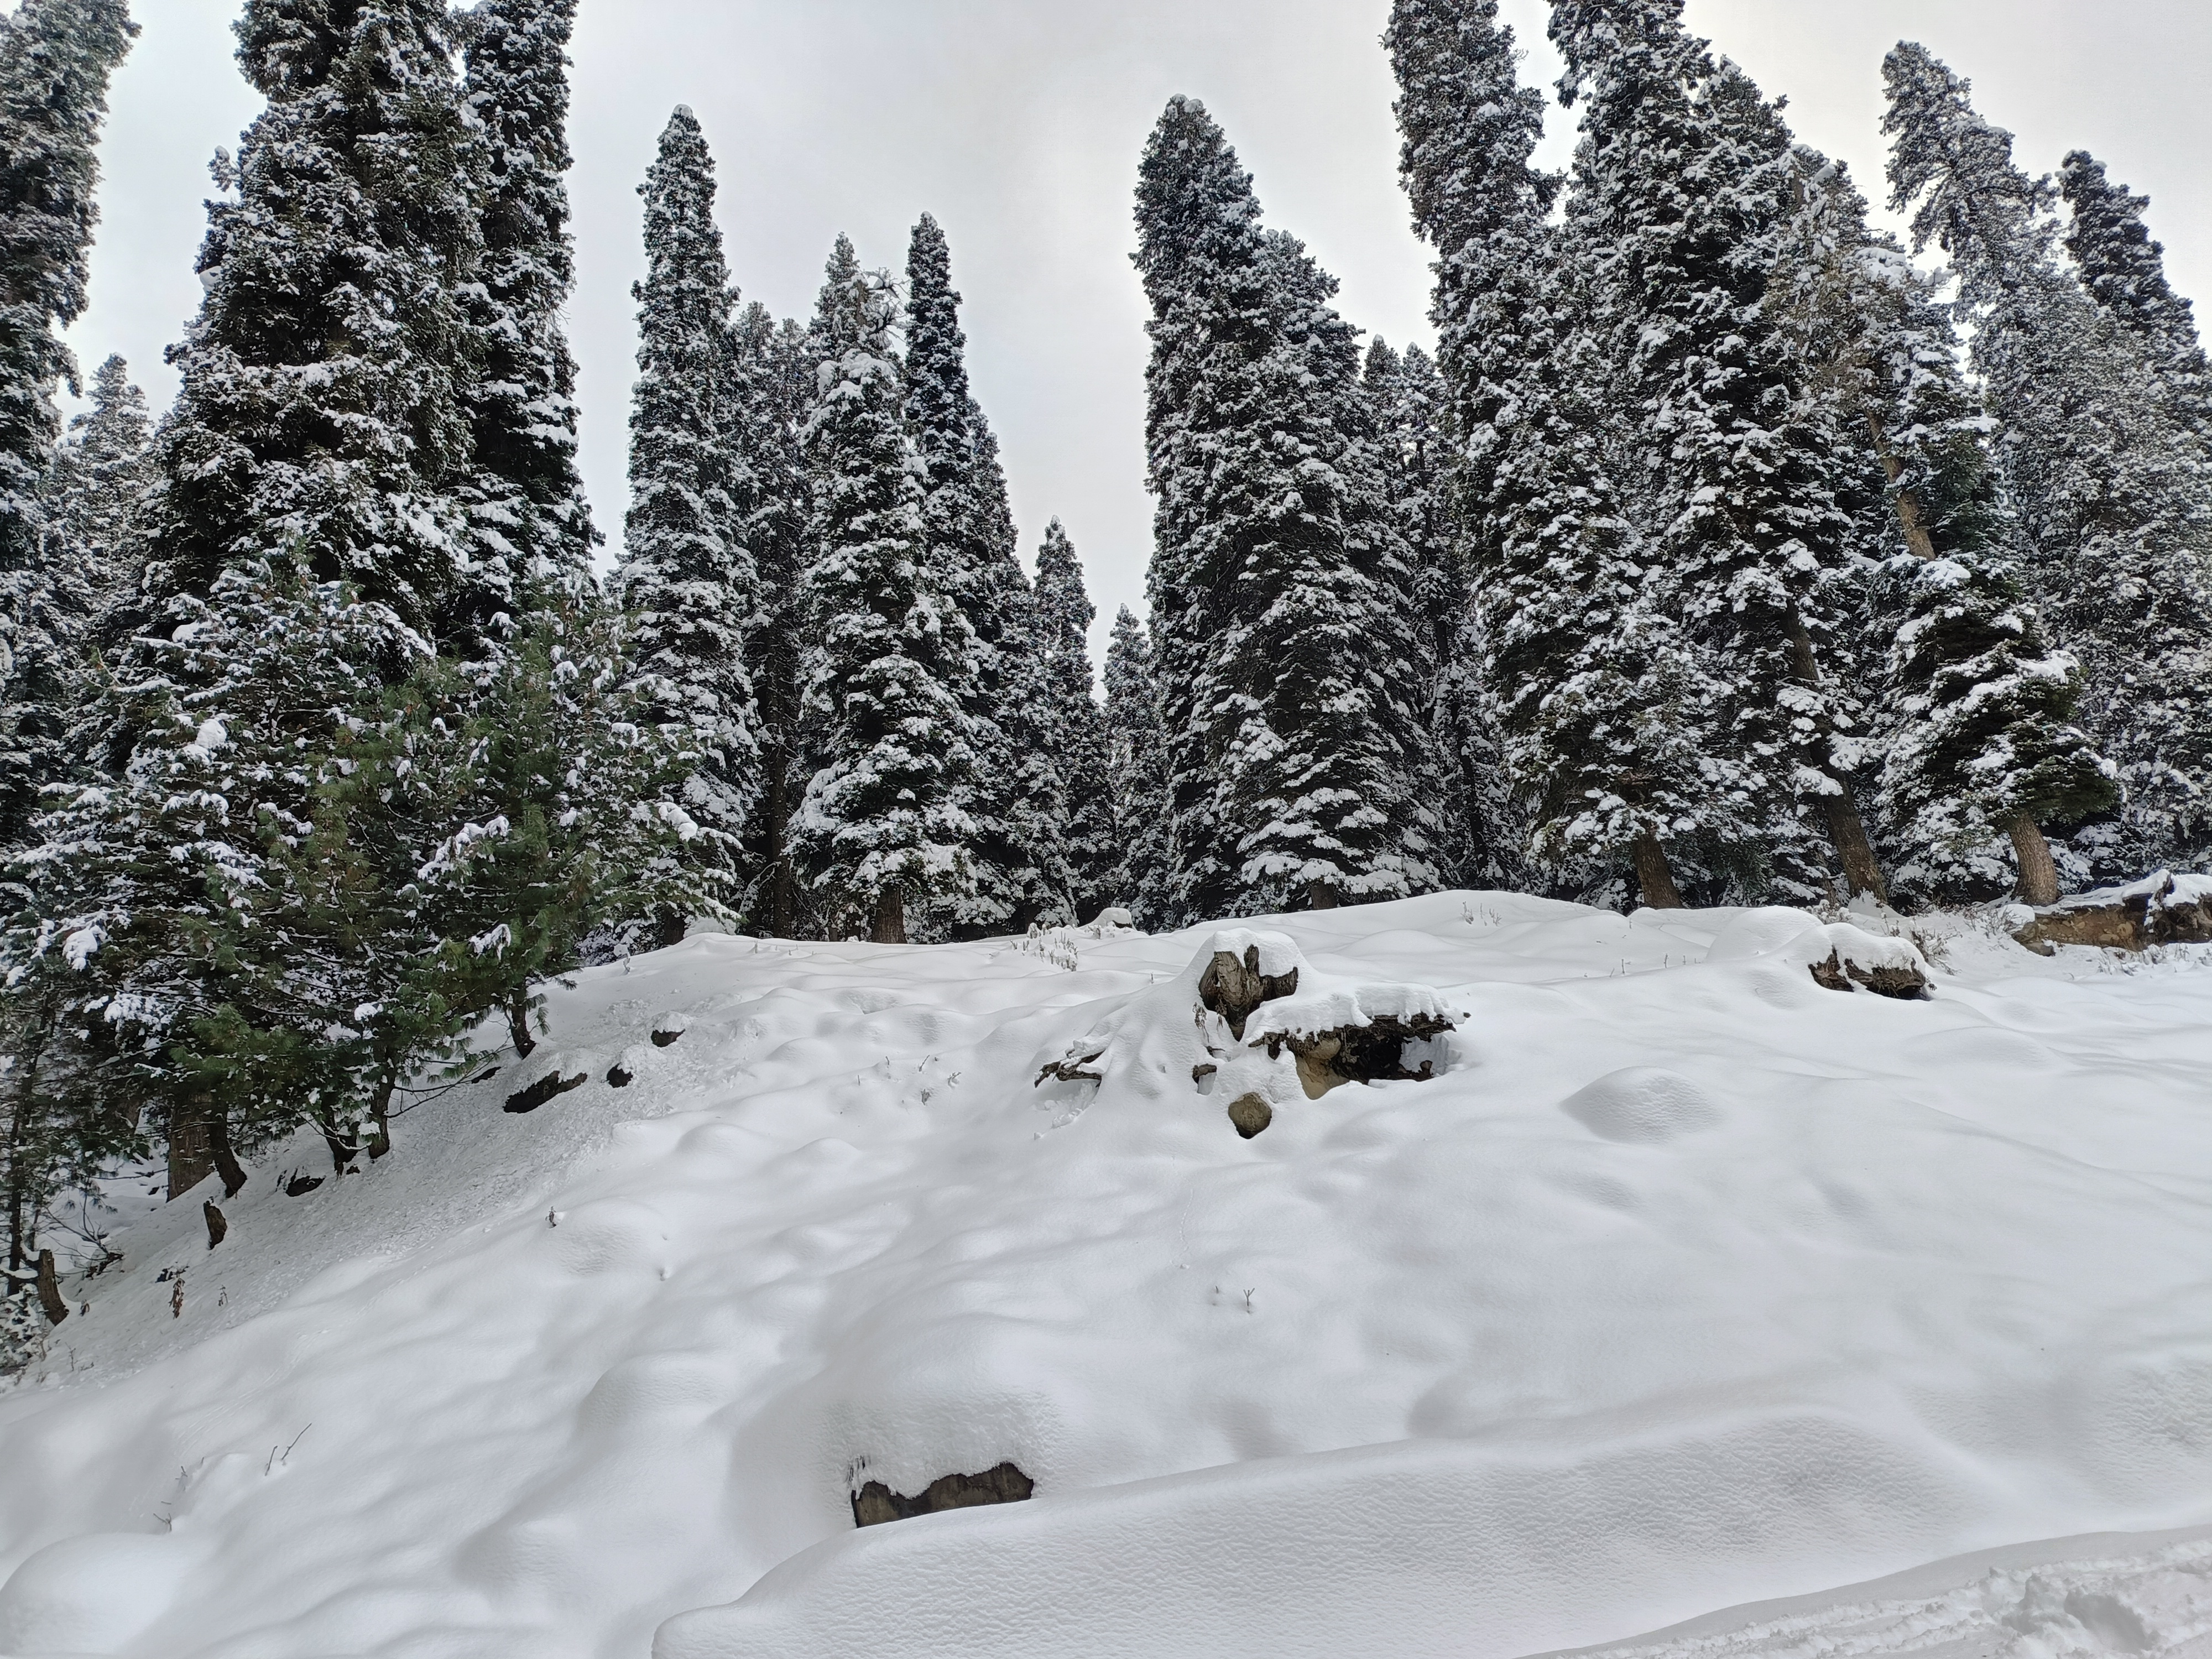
[2, 892, 2210, 1659]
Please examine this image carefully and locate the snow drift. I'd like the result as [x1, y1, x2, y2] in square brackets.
[3, 893, 2210, 1659]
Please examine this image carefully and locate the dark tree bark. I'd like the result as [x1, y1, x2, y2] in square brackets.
[206, 1108, 248, 1198]
[1632, 831, 1686, 909]
[2010, 812, 2061, 906]
[34, 1248, 67, 1326]
[870, 886, 907, 945]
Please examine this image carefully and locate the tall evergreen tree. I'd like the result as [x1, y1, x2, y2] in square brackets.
[796, 236, 975, 943]
[1885, 44, 2212, 874]
[2057, 149, 2212, 448]
[147, 0, 481, 638]
[0, 0, 135, 852]
[732, 302, 813, 937]
[615, 106, 755, 927]
[0, 0, 134, 575]
[1031, 519, 1114, 920]
[46, 353, 152, 603]
[453, 0, 596, 643]
[1389, 0, 1709, 906]
[1136, 96, 1436, 920]
[1102, 604, 1172, 928]
[1768, 149, 2110, 901]
[1549, 0, 1884, 903]
[902, 213, 1066, 933]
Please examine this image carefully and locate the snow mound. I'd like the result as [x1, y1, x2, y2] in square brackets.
[4, 892, 2210, 1659]
[1561, 1067, 1724, 1143]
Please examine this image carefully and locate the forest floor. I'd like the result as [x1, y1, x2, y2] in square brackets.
[4, 891, 2211, 1659]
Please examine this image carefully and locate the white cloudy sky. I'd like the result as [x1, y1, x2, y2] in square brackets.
[70, 1, 2212, 664]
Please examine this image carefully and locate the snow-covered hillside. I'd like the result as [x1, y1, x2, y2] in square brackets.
[4, 893, 2212, 1659]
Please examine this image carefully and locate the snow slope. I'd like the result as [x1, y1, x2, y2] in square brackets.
[3, 893, 2211, 1659]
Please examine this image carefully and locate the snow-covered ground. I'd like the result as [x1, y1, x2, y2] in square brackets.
[4, 892, 2212, 1659]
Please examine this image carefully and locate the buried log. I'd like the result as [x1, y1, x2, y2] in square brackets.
[1198, 947, 1298, 1040]
[504, 1060, 589, 1114]
[851, 1462, 1034, 1527]
[1807, 951, 1929, 1000]
[606, 1061, 633, 1088]
[2011, 872, 2212, 956]
[1256, 1011, 1455, 1099]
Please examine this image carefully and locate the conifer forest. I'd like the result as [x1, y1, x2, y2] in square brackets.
[6, 0, 2212, 1302]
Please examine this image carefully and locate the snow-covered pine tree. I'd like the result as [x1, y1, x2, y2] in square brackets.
[1135, 96, 1437, 919]
[0, 0, 133, 575]
[615, 107, 757, 935]
[2057, 150, 2212, 450]
[1031, 519, 1114, 920]
[1363, 337, 1497, 884]
[1885, 44, 2212, 875]
[1102, 604, 1173, 927]
[1389, 0, 1713, 905]
[9, 554, 429, 1194]
[732, 302, 815, 937]
[1765, 148, 2111, 902]
[0, 0, 135, 851]
[148, 0, 480, 639]
[452, 0, 596, 645]
[1550, 0, 1884, 904]
[902, 213, 1067, 935]
[796, 236, 976, 943]
[46, 354, 152, 609]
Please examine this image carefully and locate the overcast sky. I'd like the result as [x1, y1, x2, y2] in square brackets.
[66, 1, 2212, 666]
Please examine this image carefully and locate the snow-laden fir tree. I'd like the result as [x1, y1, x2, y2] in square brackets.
[615, 106, 757, 935]
[148, 0, 479, 639]
[1550, 0, 1884, 904]
[2057, 150, 2212, 451]
[1031, 519, 1115, 920]
[1766, 148, 2110, 902]
[732, 302, 815, 937]
[46, 354, 153, 608]
[1885, 43, 2212, 875]
[1135, 96, 1437, 920]
[0, 0, 134, 575]
[796, 236, 976, 944]
[1389, 0, 1712, 905]
[0, 0, 134, 851]
[9, 554, 427, 1195]
[1101, 605, 1173, 927]
[452, 0, 596, 644]
[903, 213, 1069, 934]
[1363, 336, 1505, 885]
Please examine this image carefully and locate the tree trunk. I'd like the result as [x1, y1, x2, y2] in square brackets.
[206, 1108, 248, 1199]
[870, 886, 907, 946]
[34, 1246, 66, 1326]
[1305, 881, 1338, 911]
[504, 988, 536, 1060]
[1632, 831, 1685, 909]
[319, 1114, 361, 1178]
[650, 905, 687, 951]
[364, 1073, 395, 1162]
[1868, 414, 1939, 561]
[1820, 780, 1888, 904]
[166, 1104, 215, 1201]
[2009, 812, 2060, 906]
[1786, 608, 1888, 901]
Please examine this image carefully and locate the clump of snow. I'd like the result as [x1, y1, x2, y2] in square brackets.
[3, 893, 2211, 1659]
